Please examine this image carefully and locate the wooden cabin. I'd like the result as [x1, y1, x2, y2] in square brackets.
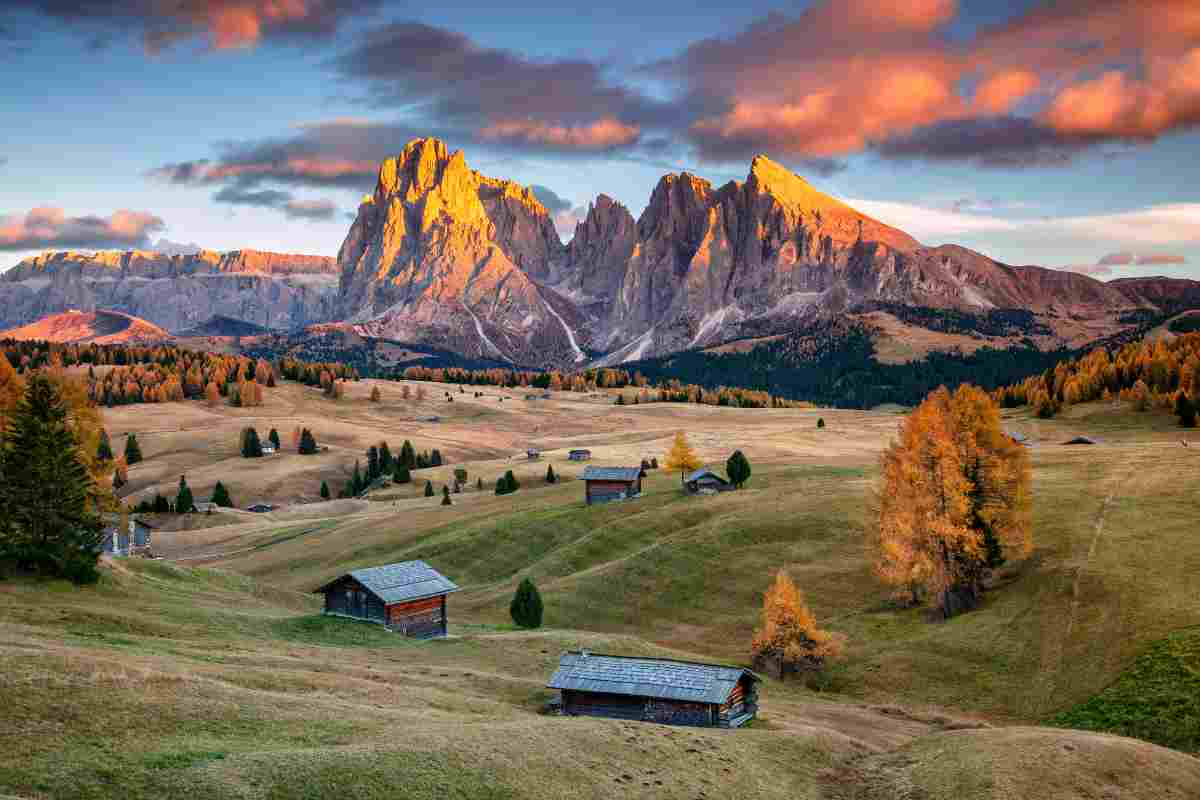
[581, 466, 644, 505]
[548, 651, 759, 728]
[567, 449, 592, 461]
[685, 467, 731, 494]
[246, 503, 274, 513]
[315, 560, 460, 638]
[100, 517, 154, 557]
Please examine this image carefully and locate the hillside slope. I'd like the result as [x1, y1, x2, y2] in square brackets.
[0, 308, 172, 345]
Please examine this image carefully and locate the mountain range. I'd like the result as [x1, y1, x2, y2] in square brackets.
[3, 137, 1197, 369]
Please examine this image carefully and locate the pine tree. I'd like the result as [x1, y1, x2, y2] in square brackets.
[174, 475, 195, 513]
[351, 461, 363, 495]
[96, 429, 114, 462]
[476, 477, 484, 491]
[298, 428, 317, 455]
[664, 431, 701, 484]
[441, 486, 452, 506]
[240, 427, 263, 458]
[124, 433, 143, 465]
[430, 448, 443, 467]
[817, 418, 825, 429]
[424, 480, 434, 497]
[400, 440, 416, 469]
[367, 445, 380, 482]
[546, 464, 557, 484]
[0, 374, 104, 583]
[369, 386, 381, 402]
[268, 428, 281, 450]
[1176, 392, 1197, 428]
[393, 462, 411, 484]
[152, 493, 171, 513]
[211, 480, 233, 508]
[379, 442, 393, 472]
[726, 450, 752, 489]
[509, 578, 543, 629]
[319, 481, 330, 500]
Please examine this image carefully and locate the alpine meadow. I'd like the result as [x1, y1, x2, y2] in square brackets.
[3, 1, 1200, 798]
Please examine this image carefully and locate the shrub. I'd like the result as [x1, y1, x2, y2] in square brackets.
[509, 578, 543, 629]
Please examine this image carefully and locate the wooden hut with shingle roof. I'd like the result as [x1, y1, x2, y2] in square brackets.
[315, 560, 459, 638]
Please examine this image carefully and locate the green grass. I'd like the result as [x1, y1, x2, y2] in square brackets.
[1052, 627, 1200, 752]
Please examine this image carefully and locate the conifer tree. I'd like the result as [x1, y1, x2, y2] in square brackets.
[430, 448, 443, 467]
[509, 578, 543, 629]
[174, 475, 195, 513]
[367, 445, 380, 482]
[476, 477, 484, 491]
[369, 386, 381, 402]
[817, 418, 825, 429]
[351, 461, 363, 495]
[268, 428, 281, 450]
[379, 442, 393, 472]
[751, 570, 843, 675]
[319, 481, 330, 500]
[424, 480, 434, 497]
[1176, 392, 1197, 428]
[726, 450, 752, 489]
[545, 464, 557, 484]
[298, 428, 317, 455]
[211, 480, 233, 508]
[124, 432, 143, 465]
[240, 427, 263, 458]
[441, 485, 452, 506]
[0, 374, 104, 583]
[96, 429, 114, 462]
[393, 462, 411, 484]
[400, 440, 416, 469]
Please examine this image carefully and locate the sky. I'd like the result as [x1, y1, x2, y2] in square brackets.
[1, 0, 1198, 281]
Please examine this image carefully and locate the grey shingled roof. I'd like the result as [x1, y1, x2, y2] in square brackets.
[547, 652, 757, 704]
[685, 467, 726, 483]
[317, 560, 459, 605]
[581, 466, 643, 481]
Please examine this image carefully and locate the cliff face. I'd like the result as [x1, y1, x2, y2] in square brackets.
[336, 137, 583, 366]
[0, 249, 339, 332]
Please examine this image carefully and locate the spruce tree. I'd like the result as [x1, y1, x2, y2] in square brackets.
[268, 428, 281, 450]
[0, 374, 104, 583]
[367, 445, 380, 482]
[817, 417, 825, 429]
[441, 486, 452, 506]
[400, 440, 416, 469]
[379, 442, 393, 473]
[319, 481, 330, 500]
[509, 578, 543, 629]
[424, 480, 434, 497]
[476, 477, 484, 491]
[431, 449, 443, 467]
[175, 475, 195, 513]
[211, 480, 233, 508]
[298, 428, 317, 455]
[152, 493, 171, 513]
[1176, 393, 1197, 428]
[240, 427, 263, 458]
[351, 461, 363, 495]
[393, 462, 411, 484]
[546, 464, 557, 484]
[124, 433, 143, 465]
[726, 450, 752, 489]
[96, 429, 114, 462]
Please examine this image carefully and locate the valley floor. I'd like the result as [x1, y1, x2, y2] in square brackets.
[3, 382, 1200, 798]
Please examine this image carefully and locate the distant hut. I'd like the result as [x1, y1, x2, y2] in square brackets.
[246, 502, 274, 513]
[1063, 436, 1099, 445]
[684, 467, 731, 494]
[100, 516, 154, 557]
[315, 560, 460, 638]
[581, 466, 644, 505]
[568, 449, 592, 462]
[547, 651, 760, 728]
[527, 448, 542, 460]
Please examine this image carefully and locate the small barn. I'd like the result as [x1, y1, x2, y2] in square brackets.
[527, 448, 542, 460]
[581, 466, 644, 505]
[246, 503, 274, 513]
[100, 517, 154, 557]
[315, 560, 459, 638]
[547, 651, 760, 728]
[568, 449, 592, 461]
[685, 467, 731, 494]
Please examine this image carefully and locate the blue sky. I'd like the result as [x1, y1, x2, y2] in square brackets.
[1, 0, 1197, 280]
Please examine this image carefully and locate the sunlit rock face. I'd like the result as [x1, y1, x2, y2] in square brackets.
[0, 249, 340, 332]
[336, 137, 583, 367]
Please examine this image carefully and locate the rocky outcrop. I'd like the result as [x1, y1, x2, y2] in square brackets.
[0, 249, 339, 332]
[336, 137, 582, 366]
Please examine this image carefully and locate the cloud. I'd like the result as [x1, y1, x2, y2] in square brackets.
[650, 0, 1200, 165]
[1137, 253, 1187, 265]
[151, 237, 203, 255]
[211, 185, 338, 220]
[529, 185, 572, 215]
[0, 206, 165, 251]
[479, 118, 640, 152]
[1063, 263, 1114, 276]
[1098, 252, 1135, 265]
[529, 185, 587, 240]
[6, 0, 380, 52]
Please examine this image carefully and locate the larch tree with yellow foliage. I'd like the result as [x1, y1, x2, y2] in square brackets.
[663, 431, 701, 485]
[874, 385, 1032, 618]
[751, 570, 844, 680]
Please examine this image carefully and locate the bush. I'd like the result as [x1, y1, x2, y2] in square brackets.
[510, 578, 543, 629]
[495, 470, 520, 496]
[454, 467, 468, 483]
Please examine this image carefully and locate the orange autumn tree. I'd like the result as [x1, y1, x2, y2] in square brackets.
[751, 570, 844, 677]
[874, 385, 1032, 617]
[664, 431, 701, 484]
